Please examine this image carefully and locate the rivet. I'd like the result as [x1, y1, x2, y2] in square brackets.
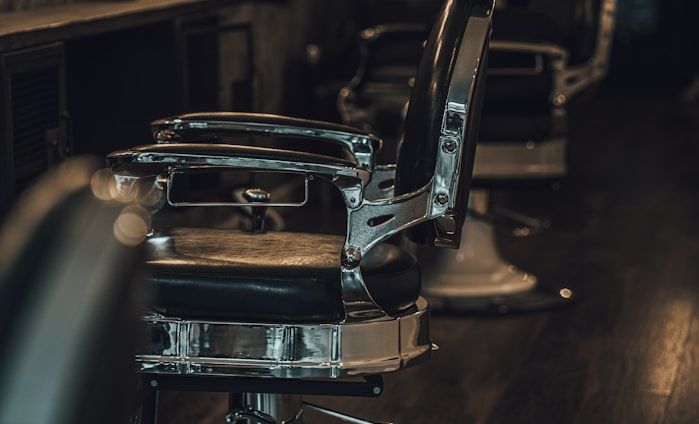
[435, 193, 449, 206]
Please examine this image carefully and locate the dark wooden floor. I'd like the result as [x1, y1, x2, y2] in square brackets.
[158, 86, 699, 423]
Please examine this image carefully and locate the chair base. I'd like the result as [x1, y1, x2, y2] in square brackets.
[418, 215, 574, 314]
[137, 374, 388, 423]
[226, 396, 389, 424]
[424, 284, 574, 315]
[472, 136, 567, 180]
[225, 397, 389, 424]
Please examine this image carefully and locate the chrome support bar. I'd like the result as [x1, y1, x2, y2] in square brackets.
[304, 402, 392, 424]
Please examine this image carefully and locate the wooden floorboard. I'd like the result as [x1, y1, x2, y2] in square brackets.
[156, 88, 699, 423]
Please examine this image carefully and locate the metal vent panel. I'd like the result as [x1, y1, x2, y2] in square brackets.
[11, 67, 60, 193]
[1, 43, 66, 211]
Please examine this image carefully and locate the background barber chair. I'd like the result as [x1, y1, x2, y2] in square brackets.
[0, 157, 147, 424]
[338, 0, 616, 313]
[475, 0, 617, 180]
[106, 1, 493, 422]
[431, 0, 618, 312]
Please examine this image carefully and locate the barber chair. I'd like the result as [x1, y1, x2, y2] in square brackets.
[435, 0, 617, 312]
[337, 22, 429, 166]
[338, 0, 616, 313]
[106, 1, 493, 422]
[0, 157, 147, 424]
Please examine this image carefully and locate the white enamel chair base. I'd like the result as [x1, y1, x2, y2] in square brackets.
[416, 200, 574, 314]
[420, 216, 536, 303]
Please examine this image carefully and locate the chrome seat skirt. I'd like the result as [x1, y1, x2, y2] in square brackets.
[137, 297, 430, 379]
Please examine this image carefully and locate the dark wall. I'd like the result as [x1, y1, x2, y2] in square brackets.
[65, 21, 182, 158]
[607, 0, 699, 93]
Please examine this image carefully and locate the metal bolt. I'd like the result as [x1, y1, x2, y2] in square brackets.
[362, 28, 376, 39]
[435, 193, 449, 206]
[442, 138, 458, 154]
[154, 129, 179, 142]
[242, 187, 271, 203]
[553, 93, 566, 106]
[342, 246, 361, 268]
[150, 380, 158, 388]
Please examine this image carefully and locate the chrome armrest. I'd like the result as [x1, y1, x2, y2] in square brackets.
[488, 39, 568, 77]
[489, 0, 616, 106]
[107, 143, 370, 214]
[489, 39, 603, 106]
[107, 143, 420, 254]
[150, 112, 382, 170]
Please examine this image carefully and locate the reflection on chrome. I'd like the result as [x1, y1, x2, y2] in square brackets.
[137, 298, 430, 379]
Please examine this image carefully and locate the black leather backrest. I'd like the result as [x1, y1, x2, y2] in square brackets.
[395, 0, 474, 195]
[395, 0, 490, 246]
[355, 0, 445, 27]
[506, 0, 604, 64]
[360, 23, 429, 84]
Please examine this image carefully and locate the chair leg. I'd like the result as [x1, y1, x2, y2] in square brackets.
[136, 387, 158, 424]
[303, 402, 391, 424]
[225, 395, 392, 424]
[226, 394, 303, 424]
[488, 203, 551, 237]
[418, 190, 574, 314]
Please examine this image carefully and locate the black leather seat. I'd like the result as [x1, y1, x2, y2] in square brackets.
[148, 229, 420, 322]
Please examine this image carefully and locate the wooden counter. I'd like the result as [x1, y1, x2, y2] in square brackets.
[0, 0, 234, 52]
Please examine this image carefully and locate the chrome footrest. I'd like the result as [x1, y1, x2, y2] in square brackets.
[137, 297, 430, 379]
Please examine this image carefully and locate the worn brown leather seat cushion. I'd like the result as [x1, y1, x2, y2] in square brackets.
[145, 228, 421, 323]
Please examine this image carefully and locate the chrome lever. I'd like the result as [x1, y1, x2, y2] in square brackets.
[242, 188, 271, 233]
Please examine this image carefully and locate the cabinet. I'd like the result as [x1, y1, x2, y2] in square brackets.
[1, 42, 67, 215]
[0, 1, 229, 215]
